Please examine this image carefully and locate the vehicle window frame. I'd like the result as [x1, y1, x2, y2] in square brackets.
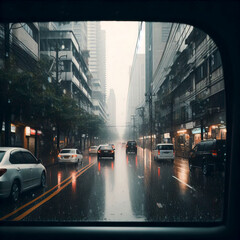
[0, 1, 239, 240]
[9, 150, 24, 164]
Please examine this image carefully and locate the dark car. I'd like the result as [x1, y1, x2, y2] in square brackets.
[97, 145, 115, 160]
[126, 141, 137, 154]
[189, 139, 226, 176]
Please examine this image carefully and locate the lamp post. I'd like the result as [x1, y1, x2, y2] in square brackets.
[54, 42, 65, 152]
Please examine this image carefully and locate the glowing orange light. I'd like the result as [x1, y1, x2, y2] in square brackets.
[158, 167, 160, 177]
[127, 155, 128, 165]
[135, 155, 138, 166]
[111, 162, 114, 169]
[57, 172, 62, 189]
[98, 162, 101, 172]
[89, 155, 91, 164]
[71, 172, 76, 193]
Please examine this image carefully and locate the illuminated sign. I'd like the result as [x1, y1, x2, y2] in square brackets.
[25, 126, 31, 136]
[192, 128, 205, 134]
[164, 133, 170, 138]
[177, 129, 187, 134]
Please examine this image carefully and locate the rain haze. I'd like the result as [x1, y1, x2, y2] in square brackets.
[0, 20, 226, 223]
[101, 21, 140, 138]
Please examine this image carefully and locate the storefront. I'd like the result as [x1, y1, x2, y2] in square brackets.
[24, 126, 42, 155]
[175, 129, 191, 158]
[208, 124, 227, 140]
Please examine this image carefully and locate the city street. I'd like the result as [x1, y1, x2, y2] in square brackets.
[0, 142, 225, 222]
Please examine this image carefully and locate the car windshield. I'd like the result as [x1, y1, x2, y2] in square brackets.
[0, 21, 227, 224]
[60, 150, 75, 154]
[0, 151, 6, 162]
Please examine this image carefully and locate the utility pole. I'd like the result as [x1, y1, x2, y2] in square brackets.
[145, 92, 155, 150]
[4, 23, 11, 147]
[137, 106, 145, 149]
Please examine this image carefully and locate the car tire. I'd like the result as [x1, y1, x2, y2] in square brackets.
[10, 180, 20, 203]
[202, 162, 210, 176]
[40, 172, 46, 188]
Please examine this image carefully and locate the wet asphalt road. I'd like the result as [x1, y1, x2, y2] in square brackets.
[0, 142, 225, 222]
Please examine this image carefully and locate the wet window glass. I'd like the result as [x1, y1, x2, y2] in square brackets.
[9, 152, 23, 164]
[0, 21, 227, 223]
[22, 152, 37, 164]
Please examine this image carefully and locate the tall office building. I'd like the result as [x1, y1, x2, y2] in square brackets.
[87, 22, 107, 120]
[54, 22, 88, 50]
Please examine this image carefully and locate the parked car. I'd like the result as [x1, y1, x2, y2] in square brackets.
[126, 141, 137, 154]
[153, 143, 175, 162]
[0, 147, 46, 202]
[88, 146, 98, 154]
[97, 145, 115, 160]
[58, 148, 83, 165]
[188, 139, 227, 175]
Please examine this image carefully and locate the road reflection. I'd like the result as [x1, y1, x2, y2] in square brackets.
[57, 172, 62, 189]
[173, 160, 190, 194]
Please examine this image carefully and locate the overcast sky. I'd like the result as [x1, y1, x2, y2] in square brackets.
[101, 21, 140, 138]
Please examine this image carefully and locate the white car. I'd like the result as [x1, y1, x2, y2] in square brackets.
[88, 146, 98, 154]
[153, 143, 175, 162]
[58, 148, 83, 165]
[0, 147, 46, 202]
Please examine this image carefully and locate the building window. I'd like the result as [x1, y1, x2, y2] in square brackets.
[23, 23, 38, 42]
[196, 61, 207, 83]
[210, 50, 222, 72]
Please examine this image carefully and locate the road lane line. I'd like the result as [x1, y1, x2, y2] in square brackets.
[0, 162, 95, 221]
[13, 162, 96, 221]
[172, 175, 196, 191]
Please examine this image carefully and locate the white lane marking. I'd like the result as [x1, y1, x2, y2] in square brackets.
[172, 175, 196, 191]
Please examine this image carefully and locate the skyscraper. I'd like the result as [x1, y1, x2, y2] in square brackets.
[87, 22, 107, 120]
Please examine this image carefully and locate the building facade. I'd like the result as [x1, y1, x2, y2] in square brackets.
[40, 30, 92, 113]
[151, 24, 226, 157]
[0, 23, 41, 150]
[87, 22, 107, 121]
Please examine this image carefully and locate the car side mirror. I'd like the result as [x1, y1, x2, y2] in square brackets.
[38, 158, 43, 164]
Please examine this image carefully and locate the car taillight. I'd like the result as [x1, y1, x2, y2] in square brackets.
[158, 150, 160, 155]
[72, 154, 77, 158]
[212, 150, 217, 157]
[98, 150, 101, 153]
[58, 154, 61, 158]
[89, 149, 91, 151]
[0, 168, 7, 177]
[111, 150, 114, 153]
[126, 145, 128, 148]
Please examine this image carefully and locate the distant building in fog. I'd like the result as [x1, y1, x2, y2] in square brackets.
[107, 89, 116, 127]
